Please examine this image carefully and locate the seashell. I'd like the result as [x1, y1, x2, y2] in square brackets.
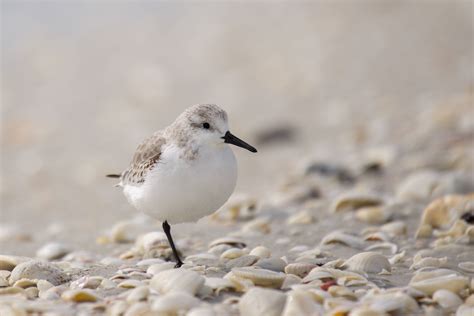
[238, 287, 287, 316]
[24, 286, 39, 299]
[282, 289, 324, 316]
[458, 261, 474, 273]
[187, 306, 217, 316]
[356, 206, 390, 224]
[109, 220, 140, 243]
[135, 231, 169, 252]
[416, 224, 433, 239]
[124, 302, 152, 316]
[150, 268, 204, 295]
[36, 279, 54, 293]
[0, 286, 24, 295]
[12, 278, 37, 288]
[136, 258, 165, 267]
[435, 220, 468, 238]
[410, 272, 469, 295]
[365, 242, 398, 254]
[61, 289, 99, 302]
[0, 255, 29, 271]
[287, 209, 315, 225]
[322, 258, 345, 269]
[241, 218, 271, 234]
[364, 292, 419, 314]
[342, 252, 391, 273]
[249, 246, 271, 259]
[185, 253, 220, 266]
[70, 276, 103, 290]
[432, 289, 463, 309]
[281, 274, 302, 290]
[209, 237, 246, 249]
[332, 192, 383, 212]
[9, 260, 70, 286]
[208, 244, 233, 256]
[204, 277, 236, 295]
[146, 262, 176, 275]
[303, 267, 367, 286]
[388, 251, 406, 265]
[285, 263, 317, 278]
[231, 267, 286, 288]
[126, 286, 149, 303]
[0, 276, 8, 287]
[380, 220, 407, 236]
[321, 231, 366, 249]
[36, 242, 70, 260]
[328, 285, 357, 299]
[255, 257, 287, 272]
[220, 248, 245, 260]
[225, 255, 259, 269]
[349, 306, 388, 316]
[214, 193, 258, 221]
[224, 271, 254, 292]
[108, 301, 129, 316]
[457, 304, 474, 316]
[364, 231, 391, 242]
[151, 291, 201, 313]
[410, 257, 448, 270]
[118, 279, 143, 289]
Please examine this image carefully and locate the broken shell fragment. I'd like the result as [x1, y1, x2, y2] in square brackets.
[342, 252, 391, 273]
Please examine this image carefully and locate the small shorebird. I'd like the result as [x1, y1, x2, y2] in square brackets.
[107, 104, 257, 267]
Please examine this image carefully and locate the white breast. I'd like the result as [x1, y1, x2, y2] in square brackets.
[123, 144, 238, 224]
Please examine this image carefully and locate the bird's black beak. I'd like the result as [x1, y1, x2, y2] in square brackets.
[222, 131, 257, 153]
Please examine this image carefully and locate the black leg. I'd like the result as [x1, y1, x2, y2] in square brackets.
[162, 220, 183, 268]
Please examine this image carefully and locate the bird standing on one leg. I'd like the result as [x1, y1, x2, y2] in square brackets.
[107, 104, 257, 267]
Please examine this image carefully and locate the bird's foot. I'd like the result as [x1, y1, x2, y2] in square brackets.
[174, 261, 183, 268]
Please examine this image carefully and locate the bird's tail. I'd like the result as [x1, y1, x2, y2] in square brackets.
[106, 174, 121, 178]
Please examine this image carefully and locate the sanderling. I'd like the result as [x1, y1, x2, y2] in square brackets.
[107, 104, 257, 267]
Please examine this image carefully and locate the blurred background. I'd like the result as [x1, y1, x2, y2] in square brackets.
[1, 0, 472, 254]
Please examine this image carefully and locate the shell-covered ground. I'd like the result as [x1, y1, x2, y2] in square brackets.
[1, 94, 473, 315]
[1, 2, 474, 316]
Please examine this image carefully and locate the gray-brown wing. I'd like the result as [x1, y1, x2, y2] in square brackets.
[121, 131, 166, 186]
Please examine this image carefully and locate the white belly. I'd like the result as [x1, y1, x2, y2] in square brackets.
[123, 144, 237, 224]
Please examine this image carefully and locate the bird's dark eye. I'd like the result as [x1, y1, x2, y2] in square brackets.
[202, 122, 210, 129]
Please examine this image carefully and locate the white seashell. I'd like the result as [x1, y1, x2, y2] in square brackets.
[108, 301, 129, 316]
[321, 231, 366, 249]
[282, 289, 324, 316]
[109, 220, 139, 243]
[150, 268, 204, 295]
[349, 306, 388, 316]
[146, 262, 175, 275]
[204, 277, 236, 295]
[365, 292, 419, 313]
[332, 192, 383, 212]
[410, 273, 469, 295]
[124, 302, 152, 316]
[225, 255, 259, 269]
[224, 271, 254, 292]
[255, 257, 287, 272]
[0, 276, 8, 287]
[70, 276, 103, 290]
[410, 257, 448, 270]
[136, 231, 168, 252]
[185, 253, 220, 266]
[356, 206, 390, 224]
[24, 286, 39, 299]
[281, 274, 302, 290]
[36, 242, 70, 260]
[285, 263, 317, 278]
[287, 209, 315, 225]
[238, 287, 286, 316]
[220, 248, 246, 260]
[208, 244, 233, 256]
[241, 218, 271, 234]
[231, 267, 285, 288]
[380, 220, 407, 236]
[342, 252, 391, 273]
[365, 242, 398, 254]
[61, 289, 99, 302]
[151, 291, 201, 313]
[458, 261, 474, 273]
[328, 285, 357, 300]
[0, 255, 29, 271]
[12, 278, 37, 288]
[126, 286, 149, 303]
[249, 246, 271, 258]
[208, 237, 246, 249]
[118, 279, 143, 289]
[187, 306, 217, 316]
[214, 193, 258, 221]
[432, 289, 463, 309]
[9, 260, 70, 286]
